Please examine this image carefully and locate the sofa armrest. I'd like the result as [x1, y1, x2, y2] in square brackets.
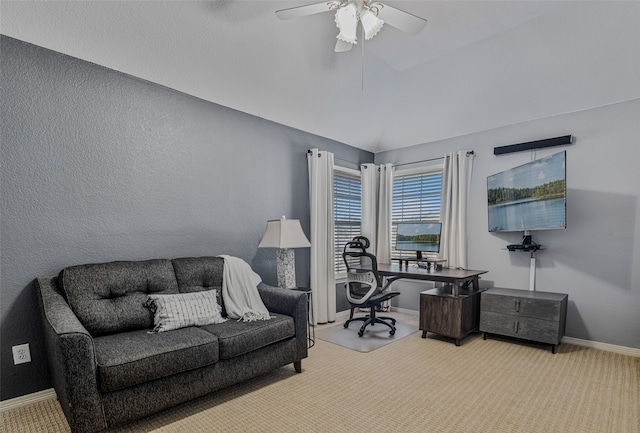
[36, 276, 106, 433]
[257, 282, 308, 361]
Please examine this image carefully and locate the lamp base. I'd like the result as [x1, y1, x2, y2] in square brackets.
[276, 248, 296, 289]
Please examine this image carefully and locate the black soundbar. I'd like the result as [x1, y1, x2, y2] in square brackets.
[494, 135, 573, 155]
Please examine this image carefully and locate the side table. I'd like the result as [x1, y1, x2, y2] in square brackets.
[292, 287, 315, 348]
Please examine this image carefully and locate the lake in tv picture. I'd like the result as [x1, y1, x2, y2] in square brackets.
[395, 241, 440, 252]
[488, 197, 565, 231]
[487, 151, 566, 232]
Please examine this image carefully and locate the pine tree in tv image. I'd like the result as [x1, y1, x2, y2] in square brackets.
[487, 151, 566, 232]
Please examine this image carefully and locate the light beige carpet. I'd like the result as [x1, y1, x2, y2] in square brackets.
[2, 314, 639, 433]
[316, 318, 418, 352]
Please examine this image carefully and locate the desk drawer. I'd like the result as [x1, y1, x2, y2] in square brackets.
[479, 311, 561, 345]
[481, 291, 563, 321]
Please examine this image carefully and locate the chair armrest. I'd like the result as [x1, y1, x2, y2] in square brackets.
[36, 276, 106, 433]
[257, 282, 308, 361]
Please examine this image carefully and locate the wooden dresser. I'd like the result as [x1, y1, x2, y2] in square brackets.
[479, 287, 568, 353]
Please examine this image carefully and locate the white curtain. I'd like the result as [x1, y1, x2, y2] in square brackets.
[361, 163, 394, 263]
[307, 149, 336, 324]
[440, 151, 475, 269]
[376, 164, 394, 263]
[360, 164, 379, 253]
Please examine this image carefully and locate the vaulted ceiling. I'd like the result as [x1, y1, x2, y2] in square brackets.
[2, 1, 639, 153]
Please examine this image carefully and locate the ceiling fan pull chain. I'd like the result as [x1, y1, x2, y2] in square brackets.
[361, 24, 365, 91]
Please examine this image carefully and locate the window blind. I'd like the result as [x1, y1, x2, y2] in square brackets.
[334, 170, 361, 273]
[392, 170, 443, 259]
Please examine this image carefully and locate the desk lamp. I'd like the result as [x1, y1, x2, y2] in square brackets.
[258, 216, 311, 289]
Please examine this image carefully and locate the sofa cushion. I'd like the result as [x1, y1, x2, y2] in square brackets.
[172, 257, 226, 315]
[172, 257, 224, 290]
[60, 260, 179, 335]
[200, 313, 295, 359]
[93, 327, 219, 393]
[145, 290, 226, 333]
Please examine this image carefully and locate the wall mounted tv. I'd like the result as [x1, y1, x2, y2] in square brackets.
[487, 151, 566, 232]
[395, 222, 442, 259]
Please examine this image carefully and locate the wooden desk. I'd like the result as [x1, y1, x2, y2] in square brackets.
[376, 264, 488, 346]
[377, 264, 487, 296]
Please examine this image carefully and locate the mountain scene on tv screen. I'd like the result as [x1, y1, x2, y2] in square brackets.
[487, 151, 566, 231]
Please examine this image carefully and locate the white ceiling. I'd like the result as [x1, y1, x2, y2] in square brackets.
[2, 1, 639, 153]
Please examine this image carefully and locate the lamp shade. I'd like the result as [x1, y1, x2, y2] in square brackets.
[258, 216, 311, 249]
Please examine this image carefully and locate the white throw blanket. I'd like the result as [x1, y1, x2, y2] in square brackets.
[219, 255, 272, 322]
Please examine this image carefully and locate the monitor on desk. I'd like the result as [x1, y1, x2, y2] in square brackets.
[395, 222, 442, 260]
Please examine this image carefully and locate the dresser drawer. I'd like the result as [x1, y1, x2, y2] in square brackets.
[479, 311, 561, 345]
[481, 289, 565, 321]
[480, 288, 568, 352]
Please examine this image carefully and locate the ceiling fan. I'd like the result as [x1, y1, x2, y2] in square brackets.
[276, 0, 428, 52]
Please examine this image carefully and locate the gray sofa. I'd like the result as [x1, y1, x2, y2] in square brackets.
[36, 256, 308, 433]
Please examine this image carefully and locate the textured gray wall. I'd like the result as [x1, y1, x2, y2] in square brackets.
[376, 99, 640, 349]
[0, 36, 373, 400]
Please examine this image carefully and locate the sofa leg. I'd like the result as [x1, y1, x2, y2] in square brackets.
[294, 360, 302, 373]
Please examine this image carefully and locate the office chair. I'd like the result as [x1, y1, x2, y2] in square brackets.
[342, 236, 401, 337]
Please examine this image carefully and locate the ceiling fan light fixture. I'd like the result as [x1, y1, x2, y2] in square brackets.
[335, 2, 358, 44]
[275, 0, 427, 52]
[359, 9, 384, 40]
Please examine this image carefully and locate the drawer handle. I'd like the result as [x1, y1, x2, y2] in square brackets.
[514, 299, 521, 312]
[514, 321, 519, 333]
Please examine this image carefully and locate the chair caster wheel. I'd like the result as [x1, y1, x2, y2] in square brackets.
[358, 330, 364, 337]
[390, 329, 396, 336]
[344, 323, 348, 328]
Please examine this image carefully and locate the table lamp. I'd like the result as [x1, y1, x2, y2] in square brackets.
[258, 216, 311, 289]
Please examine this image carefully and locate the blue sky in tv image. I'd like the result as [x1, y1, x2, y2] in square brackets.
[487, 151, 565, 191]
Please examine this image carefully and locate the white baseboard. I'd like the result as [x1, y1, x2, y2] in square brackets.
[390, 306, 420, 317]
[562, 336, 640, 357]
[0, 388, 56, 412]
[334, 309, 350, 320]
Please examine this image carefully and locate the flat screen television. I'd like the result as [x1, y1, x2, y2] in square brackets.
[395, 222, 442, 259]
[487, 151, 566, 233]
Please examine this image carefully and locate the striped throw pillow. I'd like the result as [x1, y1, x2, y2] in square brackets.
[145, 290, 226, 333]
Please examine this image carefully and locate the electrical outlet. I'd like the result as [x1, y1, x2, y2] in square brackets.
[12, 343, 31, 365]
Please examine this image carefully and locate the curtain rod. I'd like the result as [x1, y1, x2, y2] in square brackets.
[307, 150, 360, 167]
[335, 157, 359, 166]
[393, 150, 475, 168]
[308, 149, 474, 168]
[393, 156, 443, 168]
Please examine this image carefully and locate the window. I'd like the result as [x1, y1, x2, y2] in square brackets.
[332, 165, 442, 273]
[334, 167, 361, 274]
[392, 168, 443, 260]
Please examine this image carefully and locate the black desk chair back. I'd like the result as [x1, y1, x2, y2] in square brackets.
[342, 237, 400, 337]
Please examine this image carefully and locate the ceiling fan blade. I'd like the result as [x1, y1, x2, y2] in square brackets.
[335, 39, 354, 53]
[377, 4, 427, 35]
[275, 2, 332, 20]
